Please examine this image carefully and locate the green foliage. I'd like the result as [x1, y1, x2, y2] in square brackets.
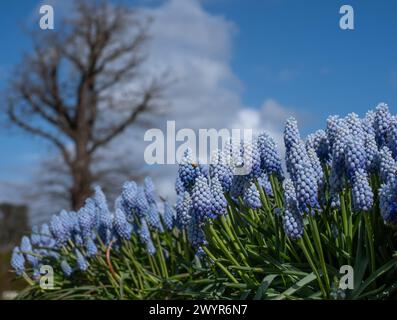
[14, 173, 397, 300]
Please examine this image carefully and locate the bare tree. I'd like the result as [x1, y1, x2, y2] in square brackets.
[5, 0, 165, 210]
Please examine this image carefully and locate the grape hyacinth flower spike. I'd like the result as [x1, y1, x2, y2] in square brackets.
[282, 179, 303, 240]
[114, 208, 133, 240]
[210, 175, 227, 216]
[75, 249, 89, 271]
[20, 236, 39, 268]
[352, 169, 374, 212]
[163, 201, 176, 230]
[379, 147, 397, 183]
[11, 247, 25, 276]
[210, 149, 233, 192]
[374, 103, 392, 148]
[380, 177, 397, 223]
[176, 191, 192, 228]
[120, 181, 138, 217]
[94, 186, 113, 245]
[191, 174, 214, 221]
[243, 181, 261, 209]
[257, 131, 284, 179]
[178, 148, 198, 191]
[61, 260, 73, 277]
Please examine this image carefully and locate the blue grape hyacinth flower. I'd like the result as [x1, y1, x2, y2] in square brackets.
[326, 115, 342, 149]
[307, 146, 324, 187]
[195, 246, 206, 258]
[242, 140, 262, 179]
[187, 214, 207, 248]
[283, 208, 304, 240]
[114, 208, 133, 240]
[176, 191, 192, 228]
[175, 176, 185, 195]
[282, 179, 304, 240]
[78, 201, 95, 239]
[85, 237, 98, 257]
[346, 113, 365, 144]
[178, 149, 199, 190]
[11, 246, 25, 276]
[50, 214, 71, 245]
[284, 117, 301, 153]
[258, 171, 273, 196]
[30, 226, 41, 246]
[210, 149, 233, 192]
[120, 181, 138, 216]
[363, 122, 379, 172]
[328, 118, 350, 198]
[379, 147, 397, 183]
[191, 174, 214, 221]
[39, 223, 55, 248]
[60, 260, 73, 277]
[210, 176, 227, 216]
[144, 177, 157, 206]
[163, 201, 176, 230]
[283, 179, 298, 210]
[20, 236, 39, 268]
[75, 249, 89, 271]
[135, 186, 150, 218]
[138, 218, 156, 255]
[374, 103, 392, 148]
[380, 177, 397, 223]
[286, 139, 319, 214]
[352, 169, 374, 212]
[146, 203, 164, 233]
[306, 129, 330, 164]
[94, 186, 113, 244]
[243, 182, 261, 209]
[387, 116, 397, 159]
[345, 136, 367, 183]
[146, 240, 156, 256]
[257, 131, 284, 179]
[364, 110, 375, 129]
[230, 175, 247, 200]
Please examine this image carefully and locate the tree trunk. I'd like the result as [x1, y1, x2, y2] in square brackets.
[6, 1, 160, 211]
[70, 166, 92, 210]
[70, 136, 92, 211]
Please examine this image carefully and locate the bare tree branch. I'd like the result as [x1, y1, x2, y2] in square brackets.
[7, 101, 72, 167]
[5, 0, 167, 210]
[89, 89, 156, 154]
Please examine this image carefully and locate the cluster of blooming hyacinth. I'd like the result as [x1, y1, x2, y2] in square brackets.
[175, 133, 283, 253]
[281, 103, 397, 239]
[173, 103, 397, 242]
[11, 179, 177, 278]
[11, 102, 397, 278]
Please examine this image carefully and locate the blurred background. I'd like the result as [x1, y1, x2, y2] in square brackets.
[0, 0, 396, 298]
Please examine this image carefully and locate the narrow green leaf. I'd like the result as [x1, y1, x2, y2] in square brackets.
[274, 272, 317, 300]
[254, 274, 278, 300]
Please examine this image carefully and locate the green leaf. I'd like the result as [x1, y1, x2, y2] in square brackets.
[240, 289, 252, 300]
[254, 274, 278, 300]
[274, 272, 317, 300]
[351, 257, 397, 299]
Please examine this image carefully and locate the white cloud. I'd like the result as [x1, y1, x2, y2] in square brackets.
[141, 0, 242, 129]
[231, 99, 302, 159]
[7, 0, 302, 224]
[120, 0, 301, 201]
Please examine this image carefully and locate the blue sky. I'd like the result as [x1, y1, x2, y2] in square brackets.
[1, 0, 397, 184]
[208, 0, 397, 118]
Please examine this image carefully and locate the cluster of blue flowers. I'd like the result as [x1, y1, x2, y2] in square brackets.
[278, 104, 397, 239]
[175, 135, 282, 252]
[11, 178, 177, 278]
[11, 102, 397, 278]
